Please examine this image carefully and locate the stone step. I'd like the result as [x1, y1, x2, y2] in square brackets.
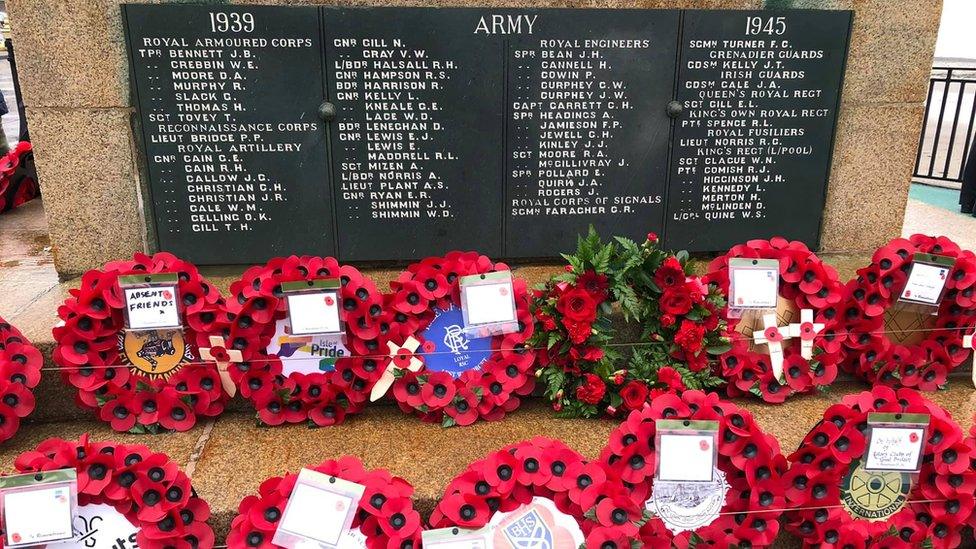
[1, 382, 975, 548]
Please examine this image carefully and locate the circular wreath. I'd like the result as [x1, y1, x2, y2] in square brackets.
[225, 256, 392, 427]
[227, 456, 422, 549]
[52, 252, 230, 433]
[532, 229, 727, 419]
[783, 386, 976, 548]
[0, 317, 42, 443]
[599, 389, 787, 547]
[10, 434, 214, 549]
[838, 234, 976, 390]
[384, 251, 536, 427]
[429, 437, 643, 549]
[704, 237, 844, 403]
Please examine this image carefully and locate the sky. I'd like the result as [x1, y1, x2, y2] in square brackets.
[935, 0, 976, 60]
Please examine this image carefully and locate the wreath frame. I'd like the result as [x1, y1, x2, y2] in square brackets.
[704, 237, 845, 403]
[599, 390, 787, 548]
[838, 234, 976, 390]
[225, 256, 392, 427]
[227, 456, 422, 549]
[52, 252, 230, 433]
[8, 434, 214, 549]
[384, 252, 536, 427]
[0, 318, 42, 444]
[783, 386, 976, 548]
[429, 437, 643, 549]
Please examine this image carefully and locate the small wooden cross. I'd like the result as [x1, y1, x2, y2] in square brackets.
[789, 309, 825, 361]
[199, 335, 242, 398]
[370, 336, 424, 402]
[753, 313, 791, 381]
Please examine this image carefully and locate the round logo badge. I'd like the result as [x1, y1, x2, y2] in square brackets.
[840, 459, 911, 521]
[119, 329, 193, 379]
[419, 305, 491, 378]
[646, 468, 730, 535]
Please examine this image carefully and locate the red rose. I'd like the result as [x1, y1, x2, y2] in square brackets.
[660, 314, 676, 327]
[620, 381, 649, 409]
[657, 366, 686, 392]
[575, 373, 606, 405]
[654, 257, 685, 289]
[660, 287, 693, 315]
[647, 232, 658, 243]
[536, 311, 557, 331]
[563, 319, 592, 344]
[577, 270, 609, 300]
[674, 320, 706, 354]
[556, 287, 598, 323]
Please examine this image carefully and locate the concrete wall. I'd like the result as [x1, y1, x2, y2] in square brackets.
[7, 0, 942, 276]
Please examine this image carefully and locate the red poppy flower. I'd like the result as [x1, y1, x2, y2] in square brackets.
[654, 257, 686, 289]
[577, 270, 610, 300]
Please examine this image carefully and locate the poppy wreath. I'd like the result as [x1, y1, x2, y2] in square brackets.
[0, 142, 38, 214]
[599, 390, 787, 548]
[9, 434, 214, 549]
[704, 237, 845, 403]
[532, 228, 728, 419]
[0, 317, 43, 443]
[838, 234, 976, 390]
[783, 386, 976, 548]
[429, 437, 644, 548]
[384, 251, 536, 427]
[224, 256, 391, 427]
[52, 252, 230, 433]
[227, 456, 422, 549]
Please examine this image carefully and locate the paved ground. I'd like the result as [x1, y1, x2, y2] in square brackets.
[0, 54, 20, 146]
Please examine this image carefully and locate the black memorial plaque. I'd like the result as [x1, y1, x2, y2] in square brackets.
[664, 10, 852, 251]
[125, 5, 853, 264]
[324, 8, 505, 261]
[124, 4, 334, 264]
[505, 10, 678, 257]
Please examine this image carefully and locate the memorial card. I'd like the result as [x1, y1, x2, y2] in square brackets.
[119, 274, 181, 331]
[0, 469, 78, 548]
[460, 271, 518, 337]
[283, 280, 343, 337]
[421, 527, 490, 549]
[899, 254, 954, 307]
[273, 469, 364, 549]
[728, 259, 779, 311]
[489, 497, 584, 549]
[864, 413, 929, 473]
[655, 420, 719, 483]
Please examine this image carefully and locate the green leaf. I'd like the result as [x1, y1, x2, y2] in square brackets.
[706, 343, 732, 355]
[441, 415, 457, 428]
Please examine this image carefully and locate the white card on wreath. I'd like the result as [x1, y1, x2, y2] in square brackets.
[422, 527, 490, 549]
[463, 282, 517, 326]
[899, 263, 948, 305]
[730, 262, 778, 309]
[3, 484, 74, 546]
[287, 292, 342, 336]
[657, 433, 716, 482]
[123, 286, 180, 330]
[865, 427, 925, 472]
[273, 469, 364, 549]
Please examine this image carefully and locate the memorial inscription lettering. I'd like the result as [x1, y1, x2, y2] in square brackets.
[124, 5, 852, 263]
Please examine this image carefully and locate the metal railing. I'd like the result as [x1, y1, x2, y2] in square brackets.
[913, 66, 976, 184]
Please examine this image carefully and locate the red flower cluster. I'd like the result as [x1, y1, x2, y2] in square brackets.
[599, 390, 787, 547]
[225, 256, 390, 427]
[0, 142, 38, 213]
[534, 273, 607, 369]
[430, 437, 643, 548]
[0, 317, 42, 443]
[387, 252, 536, 427]
[838, 235, 976, 390]
[706, 237, 844, 403]
[784, 387, 976, 548]
[227, 456, 421, 549]
[52, 253, 230, 432]
[12, 434, 213, 549]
